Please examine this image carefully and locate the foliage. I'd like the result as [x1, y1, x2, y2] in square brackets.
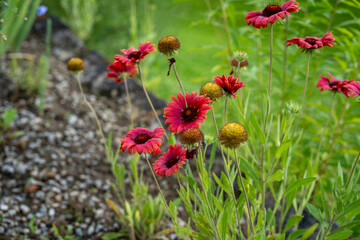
[0, 107, 23, 145]
[0, 0, 41, 56]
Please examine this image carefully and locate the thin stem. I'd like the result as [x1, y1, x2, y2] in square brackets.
[314, 93, 336, 170]
[172, 62, 187, 107]
[263, 23, 273, 133]
[234, 149, 255, 236]
[292, 53, 311, 137]
[326, 0, 340, 32]
[145, 155, 175, 220]
[322, 212, 337, 240]
[211, 108, 220, 138]
[281, 18, 289, 108]
[138, 65, 168, 140]
[76, 73, 106, 147]
[219, 0, 232, 57]
[345, 150, 360, 189]
[224, 97, 228, 124]
[236, 63, 243, 107]
[124, 77, 133, 128]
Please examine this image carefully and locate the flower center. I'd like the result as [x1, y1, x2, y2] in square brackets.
[134, 134, 151, 144]
[181, 106, 199, 123]
[128, 51, 141, 60]
[262, 5, 282, 17]
[166, 156, 180, 168]
[305, 38, 317, 45]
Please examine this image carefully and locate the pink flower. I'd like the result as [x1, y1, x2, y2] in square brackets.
[153, 144, 188, 177]
[317, 72, 360, 98]
[120, 127, 165, 155]
[114, 41, 155, 65]
[285, 31, 336, 50]
[164, 92, 212, 134]
[214, 74, 246, 98]
[106, 60, 137, 83]
[244, 0, 300, 28]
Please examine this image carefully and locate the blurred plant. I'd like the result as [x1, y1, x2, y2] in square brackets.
[0, 107, 23, 145]
[53, 224, 79, 240]
[0, 0, 41, 56]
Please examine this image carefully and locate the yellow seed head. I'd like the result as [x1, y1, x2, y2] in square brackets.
[200, 82, 223, 101]
[180, 128, 204, 145]
[219, 123, 248, 148]
[67, 57, 85, 72]
[158, 36, 181, 56]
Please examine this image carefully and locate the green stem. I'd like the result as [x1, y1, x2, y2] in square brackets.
[211, 108, 220, 138]
[281, 18, 289, 108]
[172, 62, 187, 105]
[322, 212, 337, 240]
[314, 93, 336, 171]
[234, 149, 255, 236]
[345, 150, 360, 189]
[218, 0, 232, 57]
[263, 23, 273, 134]
[124, 77, 133, 128]
[138, 65, 168, 140]
[224, 97, 228, 124]
[292, 53, 311, 137]
[326, 0, 340, 32]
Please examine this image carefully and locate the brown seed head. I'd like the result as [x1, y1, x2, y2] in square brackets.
[158, 36, 181, 56]
[67, 57, 85, 72]
[219, 123, 248, 148]
[200, 82, 223, 101]
[180, 128, 204, 145]
[231, 59, 249, 68]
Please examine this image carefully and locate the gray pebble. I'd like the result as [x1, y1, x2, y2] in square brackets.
[0, 204, 9, 211]
[75, 228, 83, 236]
[20, 204, 30, 214]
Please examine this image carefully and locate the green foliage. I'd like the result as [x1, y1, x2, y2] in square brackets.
[0, 107, 23, 145]
[0, 0, 41, 56]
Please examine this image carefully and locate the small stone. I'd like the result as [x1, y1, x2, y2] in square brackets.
[0, 204, 9, 211]
[75, 228, 83, 236]
[55, 194, 62, 202]
[8, 209, 16, 216]
[20, 204, 30, 214]
[48, 208, 55, 217]
[2, 165, 14, 175]
[45, 171, 56, 179]
[87, 224, 95, 235]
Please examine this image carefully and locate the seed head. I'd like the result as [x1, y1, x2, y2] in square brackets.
[200, 82, 223, 101]
[219, 123, 248, 148]
[67, 58, 85, 72]
[158, 36, 181, 56]
[180, 128, 204, 145]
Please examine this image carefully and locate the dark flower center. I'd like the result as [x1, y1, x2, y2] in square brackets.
[305, 38, 317, 45]
[134, 134, 151, 144]
[128, 51, 141, 60]
[166, 156, 180, 168]
[181, 106, 199, 123]
[262, 5, 282, 17]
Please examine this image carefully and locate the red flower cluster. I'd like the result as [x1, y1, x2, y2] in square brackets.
[285, 31, 336, 50]
[153, 144, 188, 177]
[214, 74, 246, 98]
[244, 0, 299, 28]
[164, 92, 212, 134]
[120, 127, 165, 155]
[317, 72, 360, 98]
[106, 60, 137, 83]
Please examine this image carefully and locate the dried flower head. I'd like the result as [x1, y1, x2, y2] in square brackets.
[200, 82, 223, 101]
[231, 59, 249, 68]
[120, 127, 165, 155]
[186, 146, 200, 160]
[214, 75, 246, 98]
[153, 144, 188, 177]
[244, 0, 300, 28]
[219, 123, 248, 148]
[67, 58, 85, 72]
[317, 72, 360, 98]
[180, 128, 204, 145]
[158, 36, 181, 56]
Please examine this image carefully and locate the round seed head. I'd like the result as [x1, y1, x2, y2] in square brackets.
[158, 36, 181, 56]
[67, 57, 85, 72]
[200, 82, 223, 101]
[219, 123, 248, 148]
[180, 128, 204, 145]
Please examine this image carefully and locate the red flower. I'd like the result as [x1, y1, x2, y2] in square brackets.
[114, 41, 155, 65]
[106, 60, 137, 83]
[153, 144, 188, 177]
[214, 74, 246, 98]
[317, 72, 360, 98]
[244, 0, 300, 28]
[164, 92, 212, 134]
[120, 127, 165, 155]
[285, 31, 336, 50]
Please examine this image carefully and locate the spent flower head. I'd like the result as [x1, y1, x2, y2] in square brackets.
[158, 36, 181, 57]
[180, 128, 204, 145]
[219, 123, 248, 149]
[244, 0, 300, 28]
[67, 58, 85, 72]
[200, 82, 223, 101]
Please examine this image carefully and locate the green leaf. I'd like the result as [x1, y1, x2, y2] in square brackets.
[338, 161, 344, 187]
[284, 177, 317, 195]
[301, 223, 318, 240]
[168, 133, 176, 145]
[250, 111, 265, 144]
[326, 230, 353, 240]
[288, 229, 306, 240]
[283, 215, 303, 233]
[267, 169, 284, 183]
[275, 141, 291, 158]
[337, 199, 360, 221]
[306, 203, 325, 226]
[101, 232, 127, 240]
[3, 108, 17, 129]
[218, 207, 228, 240]
[327, 220, 360, 237]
